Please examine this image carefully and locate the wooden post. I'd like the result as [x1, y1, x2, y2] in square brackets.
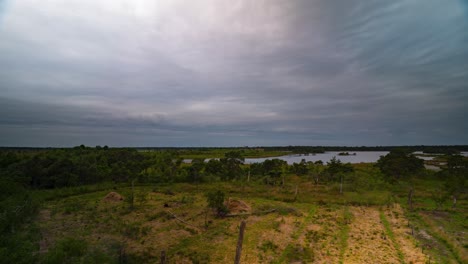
[204, 208, 209, 229]
[234, 220, 247, 264]
[408, 187, 413, 211]
[160, 250, 166, 264]
[340, 175, 343, 194]
[131, 179, 135, 210]
[294, 185, 298, 201]
[119, 244, 126, 264]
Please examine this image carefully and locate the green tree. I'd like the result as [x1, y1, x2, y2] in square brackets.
[205, 159, 224, 179]
[376, 149, 424, 210]
[262, 159, 287, 185]
[306, 161, 323, 184]
[188, 158, 205, 184]
[376, 149, 424, 182]
[220, 151, 244, 181]
[291, 159, 308, 176]
[324, 157, 354, 193]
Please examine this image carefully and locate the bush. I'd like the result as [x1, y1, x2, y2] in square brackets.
[205, 190, 228, 217]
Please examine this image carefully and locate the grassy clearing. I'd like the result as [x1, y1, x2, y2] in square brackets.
[30, 172, 465, 264]
[38, 185, 307, 263]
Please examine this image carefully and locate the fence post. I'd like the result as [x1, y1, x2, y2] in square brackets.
[234, 220, 247, 264]
[160, 250, 166, 264]
[294, 185, 298, 201]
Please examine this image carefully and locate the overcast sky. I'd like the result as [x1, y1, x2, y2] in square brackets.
[0, 0, 467, 147]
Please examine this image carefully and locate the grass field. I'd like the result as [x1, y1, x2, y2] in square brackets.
[33, 173, 466, 263]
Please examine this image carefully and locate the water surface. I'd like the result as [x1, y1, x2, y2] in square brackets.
[245, 151, 389, 165]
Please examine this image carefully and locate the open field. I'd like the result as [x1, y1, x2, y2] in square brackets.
[34, 177, 466, 263]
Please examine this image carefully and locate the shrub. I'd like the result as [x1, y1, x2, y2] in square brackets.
[205, 190, 228, 217]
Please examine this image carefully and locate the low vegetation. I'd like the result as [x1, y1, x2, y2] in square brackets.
[0, 146, 466, 263]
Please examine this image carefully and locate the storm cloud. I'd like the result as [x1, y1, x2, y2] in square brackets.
[1, 0, 467, 147]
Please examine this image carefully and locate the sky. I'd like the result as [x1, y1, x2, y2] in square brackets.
[0, 0, 467, 147]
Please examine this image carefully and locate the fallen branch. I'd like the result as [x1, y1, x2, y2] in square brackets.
[226, 209, 277, 217]
[254, 209, 277, 215]
[166, 209, 201, 231]
[225, 213, 252, 217]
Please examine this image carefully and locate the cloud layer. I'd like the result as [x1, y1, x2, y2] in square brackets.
[1, 0, 467, 147]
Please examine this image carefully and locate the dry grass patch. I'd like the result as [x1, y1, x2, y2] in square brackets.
[344, 206, 399, 264]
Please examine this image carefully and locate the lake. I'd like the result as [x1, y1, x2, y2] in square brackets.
[184, 151, 466, 167]
[244, 151, 389, 164]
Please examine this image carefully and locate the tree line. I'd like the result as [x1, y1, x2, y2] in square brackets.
[1, 146, 466, 191]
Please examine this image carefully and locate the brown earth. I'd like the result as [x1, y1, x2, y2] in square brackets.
[225, 198, 251, 214]
[102, 192, 124, 202]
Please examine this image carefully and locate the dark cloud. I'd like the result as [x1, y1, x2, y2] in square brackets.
[0, 0, 467, 147]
